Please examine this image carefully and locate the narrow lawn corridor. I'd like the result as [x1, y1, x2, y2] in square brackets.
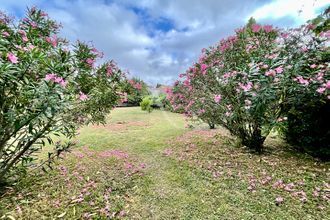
[1, 107, 329, 219]
[78, 107, 216, 218]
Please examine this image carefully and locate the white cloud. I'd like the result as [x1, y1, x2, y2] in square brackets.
[249, 0, 329, 25]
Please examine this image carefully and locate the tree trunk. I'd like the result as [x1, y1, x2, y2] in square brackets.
[242, 126, 265, 153]
[208, 122, 215, 129]
[0, 120, 52, 181]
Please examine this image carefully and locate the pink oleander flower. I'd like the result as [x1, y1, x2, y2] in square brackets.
[260, 176, 272, 185]
[18, 30, 26, 36]
[316, 72, 323, 81]
[239, 82, 253, 92]
[2, 31, 9, 37]
[183, 79, 190, 87]
[325, 81, 330, 89]
[275, 196, 284, 205]
[246, 44, 254, 52]
[310, 64, 317, 69]
[198, 109, 206, 115]
[30, 21, 37, 28]
[275, 66, 283, 74]
[301, 47, 308, 52]
[306, 24, 315, 30]
[263, 25, 273, 33]
[79, 92, 88, 101]
[45, 73, 56, 81]
[54, 76, 63, 83]
[40, 11, 48, 17]
[139, 163, 146, 169]
[245, 99, 252, 106]
[14, 45, 23, 51]
[46, 35, 58, 47]
[51, 36, 58, 47]
[244, 101, 252, 110]
[28, 45, 35, 50]
[7, 52, 18, 64]
[106, 66, 113, 76]
[317, 87, 326, 94]
[22, 36, 28, 42]
[134, 83, 142, 90]
[273, 179, 284, 189]
[117, 210, 126, 217]
[225, 112, 232, 117]
[201, 64, 208, 75]
[223, 72, 231, 79]
[267, 53, 278, 59]
[86, 58, 94, 67]
[277, 117, 287, 122]
[284, 183, 295, 192]
[125, 162, 133, 169]
[265, 69, 276, 77]
[320, 30, 330, 38]
[295, 76, 309, 86]
[44, 74, 67, 88]
[251, 24, 261, 32]
[214, 94, 222, 103]
[59, 79, 68, 88]
[163, 148, 173, 156]
[262, 64, 269, 69]
[91, 47, 104, 58]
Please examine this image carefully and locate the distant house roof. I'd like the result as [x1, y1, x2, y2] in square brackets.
[148, 85, 172, 96]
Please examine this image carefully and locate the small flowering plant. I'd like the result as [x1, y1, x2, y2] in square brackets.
[0, 8, 125, 181]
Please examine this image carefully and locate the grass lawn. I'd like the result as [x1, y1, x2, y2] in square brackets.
[0, 107, 329, 219]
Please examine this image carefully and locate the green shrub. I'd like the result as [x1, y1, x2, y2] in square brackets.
[284, 96, 330, 160]
[140, 97, 153, 113]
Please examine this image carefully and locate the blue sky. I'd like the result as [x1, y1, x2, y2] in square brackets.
[1, 0, 329, 85]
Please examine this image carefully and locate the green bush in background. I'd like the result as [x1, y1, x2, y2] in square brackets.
[140, 96, 153, 113]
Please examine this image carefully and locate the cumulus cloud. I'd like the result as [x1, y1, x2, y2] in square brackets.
[249, 0, 329, 24]
[1, 0, 328, 85]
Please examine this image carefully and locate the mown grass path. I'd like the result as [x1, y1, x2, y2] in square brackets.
[79, 107, 209, 218]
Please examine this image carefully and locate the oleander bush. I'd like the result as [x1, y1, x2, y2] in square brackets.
[0, 8, 126, 182]
[121, 77, 150, 106]
[168, 12, 329, 155]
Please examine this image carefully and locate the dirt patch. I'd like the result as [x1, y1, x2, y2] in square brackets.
[91, 121, 150, 131]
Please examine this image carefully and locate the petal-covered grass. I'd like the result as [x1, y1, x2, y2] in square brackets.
[0, 146, 144, 219]
[0, 107, 329, 219]
[163, 130, 330, 219]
